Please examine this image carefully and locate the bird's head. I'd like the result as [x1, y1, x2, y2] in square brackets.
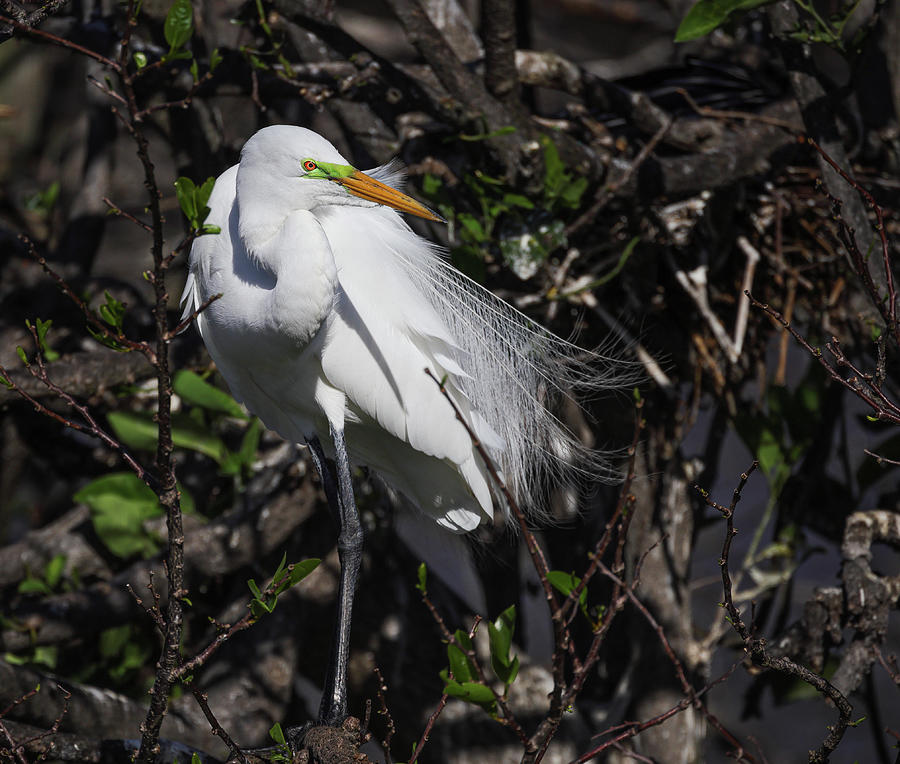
[236, 125, 444, 228]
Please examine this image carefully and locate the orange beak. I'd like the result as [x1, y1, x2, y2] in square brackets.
[335, 170, 445, 223]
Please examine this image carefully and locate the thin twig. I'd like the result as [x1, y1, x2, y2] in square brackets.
[165, 294, 222, 340]
[807, 137, 897, 345]
[676, 87, 802, 131]
[372, 666, 395, 762]
[103, 197, 153, 232]
[746, 291, 900, 424]
[409, 692, 448, 764]
[696, 461, 855, 763]
[566, 118, 672, 240]
[190, 687, 248, 764]
[574, 663, 743, 762]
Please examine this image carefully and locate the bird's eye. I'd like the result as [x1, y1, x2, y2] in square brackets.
[303, 160, 318, 172]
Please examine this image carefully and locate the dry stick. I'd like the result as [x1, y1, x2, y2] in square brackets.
[1, 686, 72, 764]
[0, 0, 69, 31]
[596, 561, 752, 762]
[0, 686, 42, 764]
[673, 259, 740, 365]
[675, 87, 802, 132]
[190, 688, 248, 764]
[0, 14, 120, 67]
[695, 462, 855, 764]
[20, 238, 154, 359]
[126, 583, 167, 635]
[733, 237, 760, 358]
[71, 2, 193, 758]
[103, 196, 153, 232]
[745, 291, 900, 424]
[0, 720, 29, 764]
[573, 662, 743, 763]
[166, 294, 223, 340]
[772, 275, 797, 387]
[806, 137, 898, 345]
[408, 692, 449, 764]
[875, 648, 900, 686]
[0, 334, 152, 486]
[135, 71, 214, 120]
[565, 117, 672, 241]
[372, 666, 395, 763]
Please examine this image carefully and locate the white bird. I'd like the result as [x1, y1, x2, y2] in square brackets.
[181, 125, 623, 726]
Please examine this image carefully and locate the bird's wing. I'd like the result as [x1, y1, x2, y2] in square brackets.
[181, 165, 324, 443]
[315, 205, 495, 527]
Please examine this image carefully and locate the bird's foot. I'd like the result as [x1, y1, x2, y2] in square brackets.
[284, 717, 369, 764]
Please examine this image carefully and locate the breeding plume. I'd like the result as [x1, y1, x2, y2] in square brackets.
[182, 125, 621, 725]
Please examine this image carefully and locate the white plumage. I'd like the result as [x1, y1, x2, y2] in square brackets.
[181, 125, 619, 533]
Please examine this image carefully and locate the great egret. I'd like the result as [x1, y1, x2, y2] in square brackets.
[181, 125, 621, 726]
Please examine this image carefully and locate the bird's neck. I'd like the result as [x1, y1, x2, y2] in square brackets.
[236, 169, 297, 270]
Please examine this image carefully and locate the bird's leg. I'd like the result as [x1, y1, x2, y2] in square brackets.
[306, 436, 339, 522]
[316, 425, 363, 726]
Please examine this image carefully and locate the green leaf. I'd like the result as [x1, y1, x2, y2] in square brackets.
[133, 51, 148, 69]
[107, 410, 158, 452]
[416, 562, 427, 594]
[99, 624, 132, 658]
[164, 0, 193, 53]
[756, 425, 784, 479]
[44, 554, 66, 589]
[443, 680, 496, 711]
[18, 576, 52, 595]
[269, 723, 286, 745]
[210, 48, 223, 72]
[175, 176, 198, 225]
[174, 370, 247, 418]
[547, 571, 588, 612]
[28, 318, 60, 361]
[108, 410, 231, 464]
[559, 176, 588, 209]
[98, 290, 126, 333]
[675, 0, 775, 42]
[458, 214, 487, 243]
[271, 552, 288, 584]
[489, 607, 514, 662]
[501, 192, 534, 210]
[24, 181, 60, 216]
[238, 418, 261, 467]
[31, 645, 58, 669]
[189, 57, 199, 83]
[163, 49, 193, 61]
[280, 558, 320, 592]
[16, 346, 28, 365]
[422, 174, 442, 196]
[447, 630, 475, 683]
[74, 473, 163, 558]
[192, 754, 202, 764]
[488, 605, 518, 684]
[542, 137, 565, 200]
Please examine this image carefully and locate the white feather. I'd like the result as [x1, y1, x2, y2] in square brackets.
[181, 126, 632, 533]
